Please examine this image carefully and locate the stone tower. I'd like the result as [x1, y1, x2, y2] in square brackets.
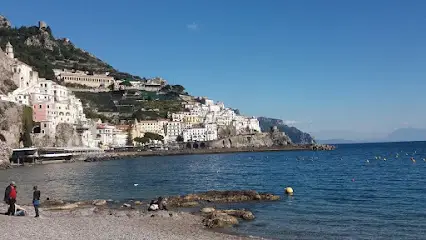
[39, 21, 47, 30]
[5, 42, 14, 59]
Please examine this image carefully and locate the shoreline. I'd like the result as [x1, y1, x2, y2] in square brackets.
[0, 204, 261, 240]
[85, 144, 335, 162]
[0, 190, 278, 240]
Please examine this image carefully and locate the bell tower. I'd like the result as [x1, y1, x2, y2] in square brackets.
[5, 42, 14, 59]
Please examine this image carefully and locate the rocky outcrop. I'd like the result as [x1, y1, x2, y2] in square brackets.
[55, 123, 82, 147]
[24, 30, 58, 51]
[201, 208, 255, 228]
[0, 48, 19, 94]
[167, 190, 280, 207]
[32, 123, 83, 147]
[0, 101, 24, 168]
[207, 130, 291, 149]
[258, 117, 316, 144]
[0, 15, 11, 29]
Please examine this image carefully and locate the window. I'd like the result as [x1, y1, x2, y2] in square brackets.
[39, 105, 42, 109]
[44, 124, 47, 128]
[47, 105, 50, 109]
[41, 130, 45, 134]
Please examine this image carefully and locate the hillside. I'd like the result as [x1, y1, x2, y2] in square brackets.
[0, 16, 141, 81]
[258, 117, 315, 144]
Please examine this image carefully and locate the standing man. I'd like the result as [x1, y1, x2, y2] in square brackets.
[33, 186, 41, 217]
[4, 181, 17, 216]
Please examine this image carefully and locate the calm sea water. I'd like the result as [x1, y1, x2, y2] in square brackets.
[1, 142, 426, 239]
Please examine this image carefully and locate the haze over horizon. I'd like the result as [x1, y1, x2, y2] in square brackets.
[2, 0, 426, 140]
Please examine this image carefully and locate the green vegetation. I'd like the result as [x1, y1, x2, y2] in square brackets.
[0, 25, 142, 80]
[74, 90, 184, 122]
[21, 106, 34, 147]
[133, 132, 164, 145]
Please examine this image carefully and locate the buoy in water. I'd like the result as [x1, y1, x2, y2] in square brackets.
[285, 187, 294, 195]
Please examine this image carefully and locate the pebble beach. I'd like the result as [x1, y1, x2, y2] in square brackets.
[0, 203, 262, 240]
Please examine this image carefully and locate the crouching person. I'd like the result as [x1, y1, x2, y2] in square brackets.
[148, 197, 168, 211]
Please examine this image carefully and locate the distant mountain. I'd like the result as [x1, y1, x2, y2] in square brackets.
[316, 139, 356, 144]
[385, 128, 426, 142]
[257, 117, 315, 144]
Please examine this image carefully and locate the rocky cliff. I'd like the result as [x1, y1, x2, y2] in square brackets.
[0, 48, 18, 94]
[0, 101, 24, 168]
[207, 128, 292, 149]
[258, 117, 315, 144]
[0, 15, 142, 80]
[32, 123, 83, 147]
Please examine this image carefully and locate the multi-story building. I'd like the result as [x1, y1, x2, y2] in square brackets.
[183, 127, 207, 142]
[165, 122, 182, 141]
[131, 119, 167, 138]
[54, 69, 115, 88]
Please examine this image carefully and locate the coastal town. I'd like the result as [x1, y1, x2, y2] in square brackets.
[0, 40, 263, 151]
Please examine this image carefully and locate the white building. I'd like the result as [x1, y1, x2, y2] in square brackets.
[183, 127, 207, 142]
[165, 121, 182, 141]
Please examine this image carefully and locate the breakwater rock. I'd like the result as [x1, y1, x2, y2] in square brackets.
[167, 190, 280, 207]
[311, 144, 336, 151]
[202, 208, 255, 228]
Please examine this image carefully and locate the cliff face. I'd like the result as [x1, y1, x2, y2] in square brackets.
[0, 101, 24, 168]
[258, 117, 316, 144]
[0, 48, 18, 94]
[207, 131, 292, 149]
[32, 123, 83, 147]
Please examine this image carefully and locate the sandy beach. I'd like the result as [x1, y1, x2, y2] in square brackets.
[0, 203, 264, 240]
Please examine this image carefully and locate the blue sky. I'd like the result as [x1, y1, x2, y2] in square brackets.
[2, 0, 426, 139]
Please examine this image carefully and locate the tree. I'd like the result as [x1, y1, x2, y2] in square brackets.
[144, 132, 164, 141]
[21, 106, 33, 147]
[126, 127, 133, 146]
[134, 137, 150, 145]
[108, 83, 115, 91]
[176, 135, 184, 142]
[172, 85, 185, 93]
[119, 80, 132, 87]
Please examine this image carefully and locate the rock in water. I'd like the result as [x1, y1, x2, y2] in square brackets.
[203, 212, 239, 228]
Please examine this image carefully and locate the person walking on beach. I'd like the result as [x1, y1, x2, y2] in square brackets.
[33, 186, 41, 217]
[4, 181, 17, 216]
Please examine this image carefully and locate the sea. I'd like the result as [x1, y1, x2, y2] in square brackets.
[1, 141, 426, 240]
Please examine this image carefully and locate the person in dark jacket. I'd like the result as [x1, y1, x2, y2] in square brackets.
[33, 186, 41, 217]
[4, 181, 17, 216]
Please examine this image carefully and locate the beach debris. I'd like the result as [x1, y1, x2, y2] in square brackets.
[92, 199, 107, 206]
[122, 203, 131, 208]
[285, 187, 294, 196]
